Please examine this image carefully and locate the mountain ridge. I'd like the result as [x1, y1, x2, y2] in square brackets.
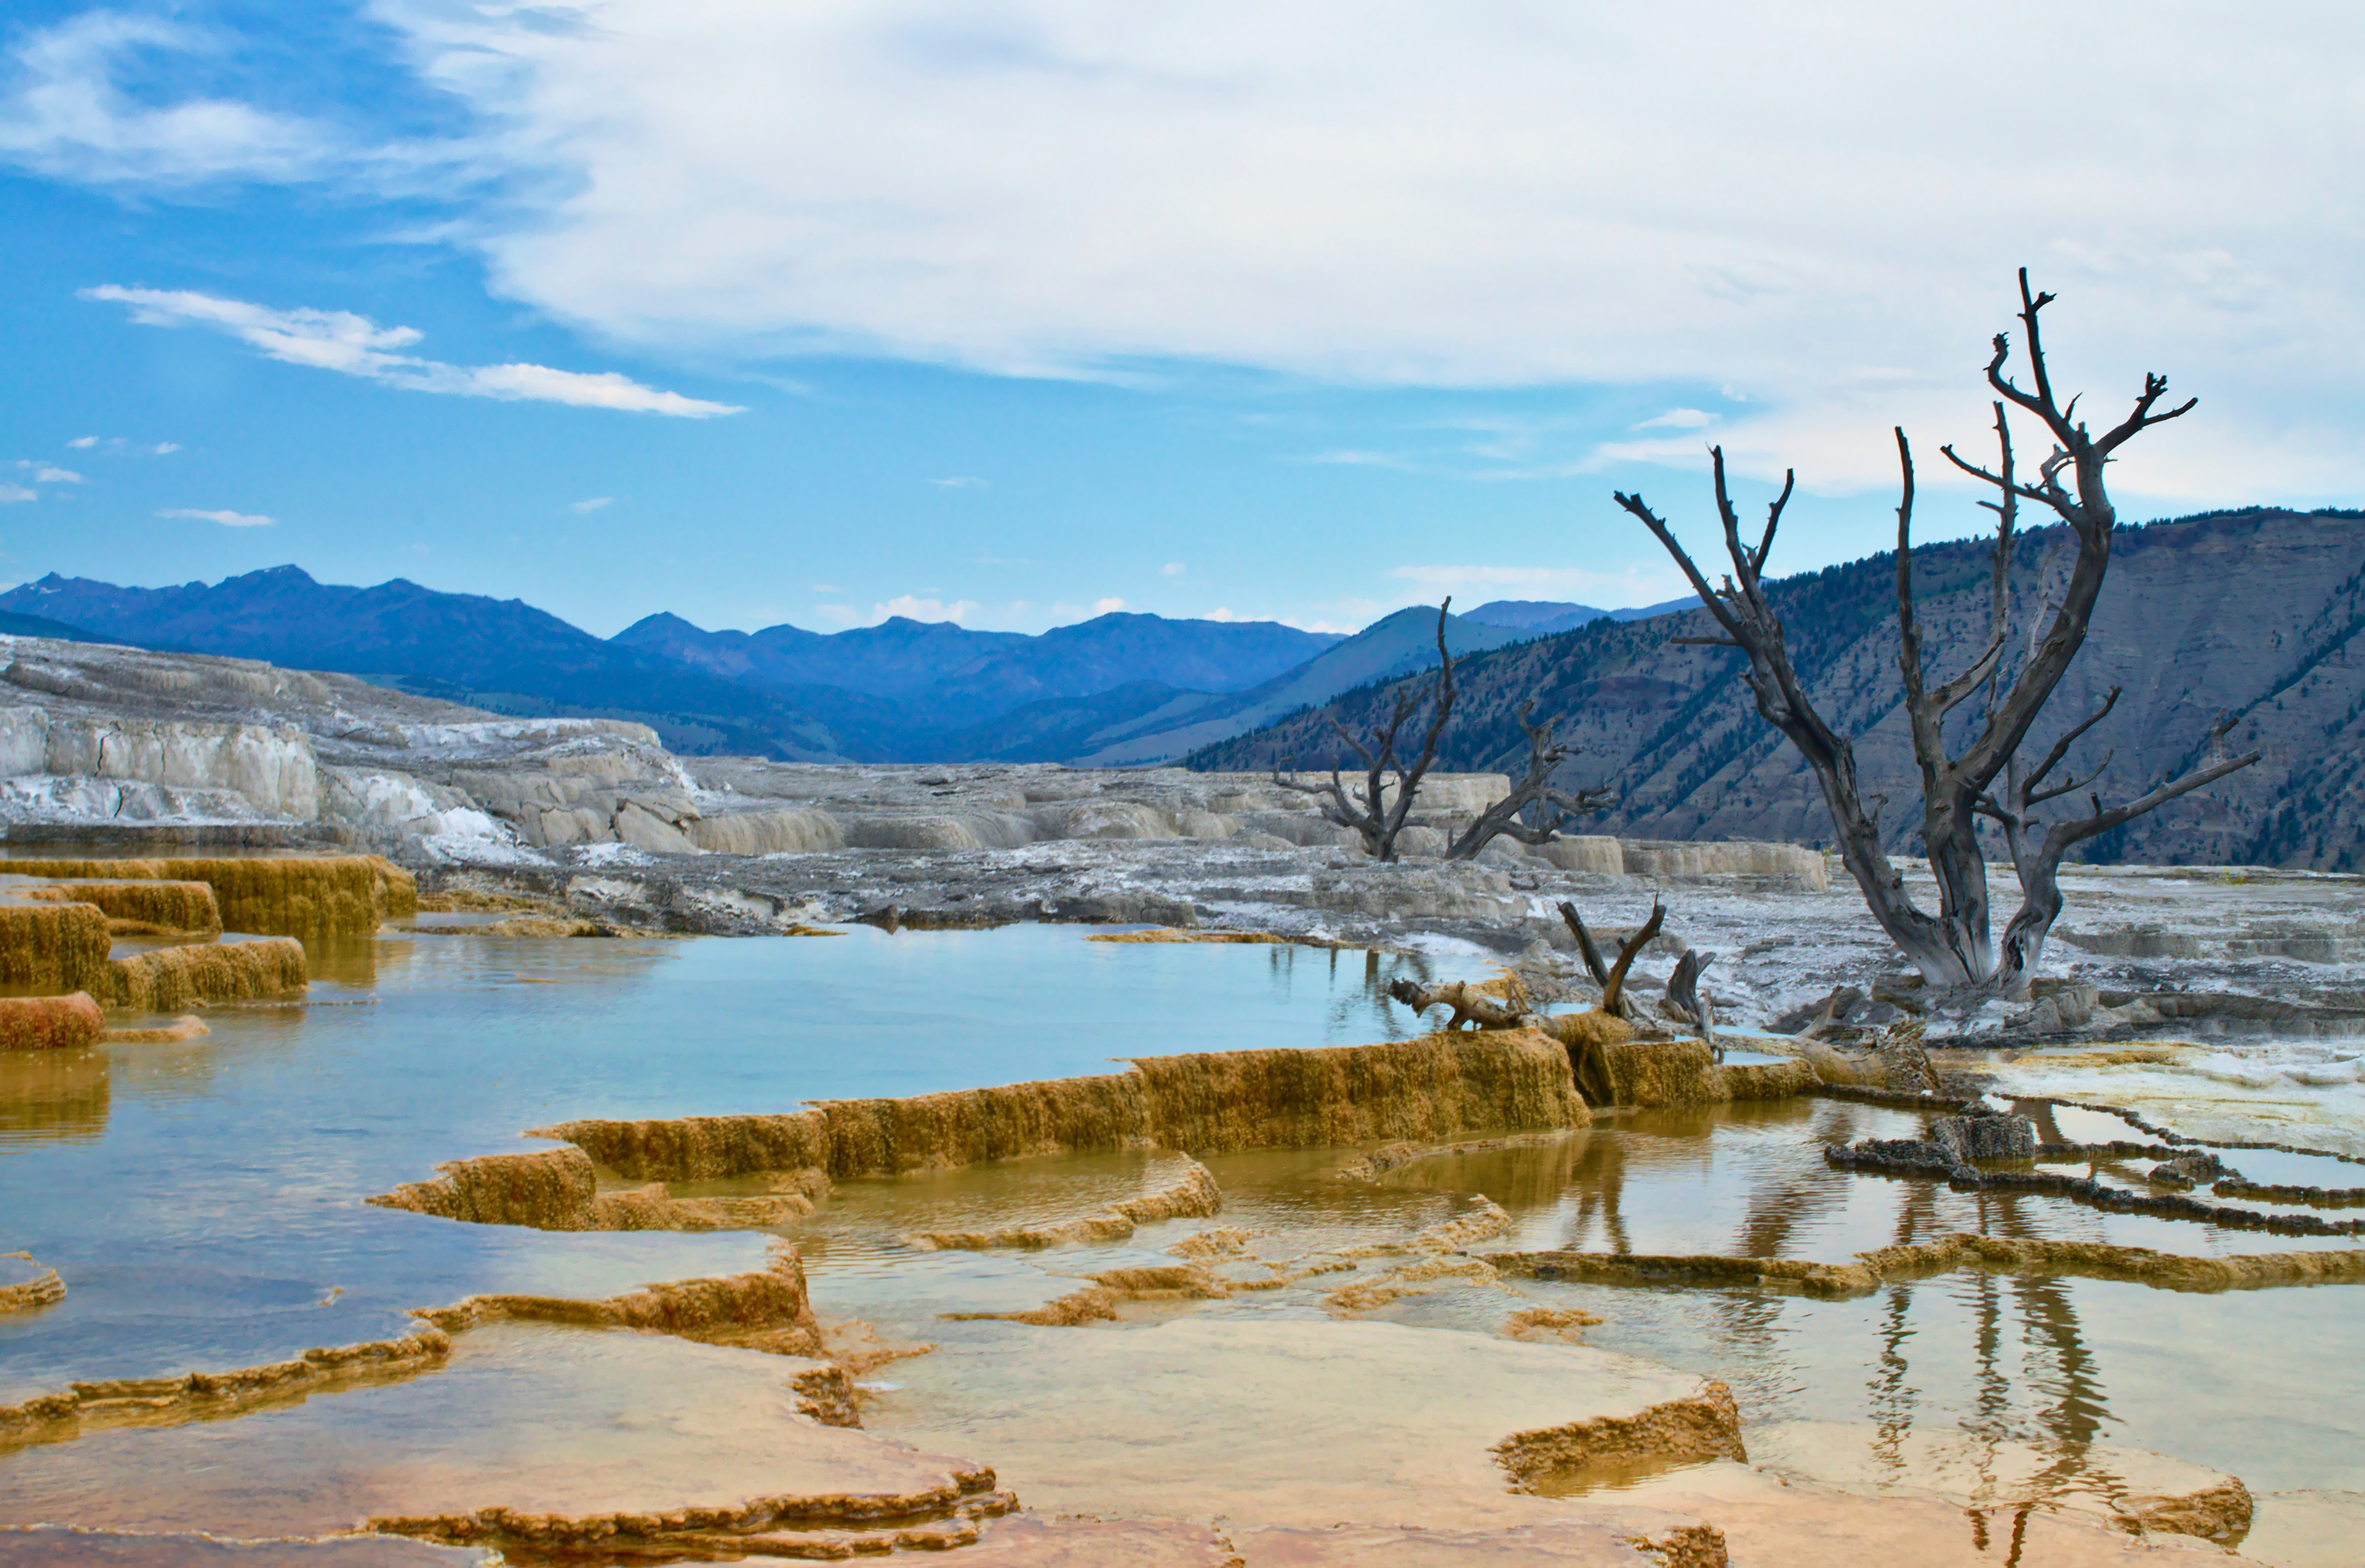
[1189, 507, 2365, 871]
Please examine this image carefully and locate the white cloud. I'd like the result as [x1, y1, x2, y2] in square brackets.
[20, 4, 2365, 503]
[82, 286, 742, 417]
[151, 441, 180, 454]
[340, 0, 2365, 501]
[810, 583, 844, 594]
[875, 594, 977, 623]
[928, 476, 986, 489]
[159, 506, 272, 526]
[65, 435, 98, 449]
[1300, 449, 1411, 468]
[0, 485, 35, 504]
[33, 467, 82, 483]
[1632, 408, 1715, 432]
[814, 603, 860, 626]
[0, 13, 333, 185]
[569, 495, 613, 512]
[1160, 562, 1185, 577]
[0, 11, 481, 195]
[1093, 597, 1126, 614]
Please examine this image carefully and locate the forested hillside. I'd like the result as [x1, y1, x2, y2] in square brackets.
[1192, 508, 2365, 871]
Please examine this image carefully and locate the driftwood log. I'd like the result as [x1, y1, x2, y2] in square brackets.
[1385, 978, 1530, 1031]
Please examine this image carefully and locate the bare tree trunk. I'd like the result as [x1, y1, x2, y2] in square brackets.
[1273, 602, 1458, 861]
[1443, 704, 1616, 860]
[1614, 272, 2259, 998]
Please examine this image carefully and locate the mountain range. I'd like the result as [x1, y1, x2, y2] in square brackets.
[0, 568, 1596, 764]
[9, 510, 2365, 869]
[1190, 507, 2365, 872]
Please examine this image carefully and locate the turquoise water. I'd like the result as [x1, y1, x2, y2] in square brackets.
[4, 921, 2363, 1539]
[0, 927, 1420, 1399]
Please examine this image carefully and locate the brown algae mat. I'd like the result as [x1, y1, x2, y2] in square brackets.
[95, 939, 308, 1012]
[0, 994, 104, 1052]
[0, 902, 111, 995]
[372, 1028, 1589, 1229]
[2, 857, 415, 937]
[21, 880, 222, 938]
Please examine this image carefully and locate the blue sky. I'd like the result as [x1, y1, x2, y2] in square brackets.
[4, 3, 2360, 638]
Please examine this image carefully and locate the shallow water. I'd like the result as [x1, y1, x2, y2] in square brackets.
[4, 923, 2362, 1539]
[0, 926, 1427, 1398]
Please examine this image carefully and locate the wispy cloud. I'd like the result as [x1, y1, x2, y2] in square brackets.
[1389, 563, 1687, 605]
[0, 14, 332, 186]
[152, 441, 180, 454]
[1632, 408, 1716, 431]
[0, 485, 35, 504]
[875, 594, 978, 623]
[1093, 597, 1125, 614]
[1298, 449, 1411, 469]
[65, 435, 97, 449]
[159, 506, 271, 526]
[928, 476, 986, 489]
[33, 466, 81, 483]
[0, 11, 479, 195]
[1160, 562, 1185, 577]
[83, 287, 743, 418]
[569, 496, 613, 513]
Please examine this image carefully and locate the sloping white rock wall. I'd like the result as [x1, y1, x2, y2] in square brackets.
[1621, 839, 1829, 889]
[0, 705, 320, 820]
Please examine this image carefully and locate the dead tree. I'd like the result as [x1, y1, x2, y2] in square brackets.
[1274, 601, 1456, 862]
[1557, 899, 1664, 1018]
[1443, 704, 1617, 860]
[1662, 949, 1717, 1050]
[1613, 272, 2259, 997]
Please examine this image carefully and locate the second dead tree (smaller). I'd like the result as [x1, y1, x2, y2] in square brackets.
[1276, 601, 1617, 862]
[1442, 704, 1617, 861]
[1273, 601, 1459, 862]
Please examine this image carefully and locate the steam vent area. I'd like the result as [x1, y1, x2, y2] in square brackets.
[6, 835, 2365, 1563]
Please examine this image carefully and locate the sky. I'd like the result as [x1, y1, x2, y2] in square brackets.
[2, 3, 2360, 639]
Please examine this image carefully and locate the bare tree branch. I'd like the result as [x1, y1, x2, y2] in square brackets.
[1558, 901, 1612, 988]
[1599, 902, 1665, 1017]
[1444, 704, 1616, 860]
[1615, 272, 2247, 996]
[1270, 601, 1459, 861]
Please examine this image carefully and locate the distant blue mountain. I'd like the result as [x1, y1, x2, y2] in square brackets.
[1054, 604, 1527, 766]
[2, 566, 853, 758]
[0, 567, 1347, 764]
[1464, 596, 1703, 635]
[614, 609, 1338, 731]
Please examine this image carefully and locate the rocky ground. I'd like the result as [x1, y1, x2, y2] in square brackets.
[11, 631, 2365, 1065]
